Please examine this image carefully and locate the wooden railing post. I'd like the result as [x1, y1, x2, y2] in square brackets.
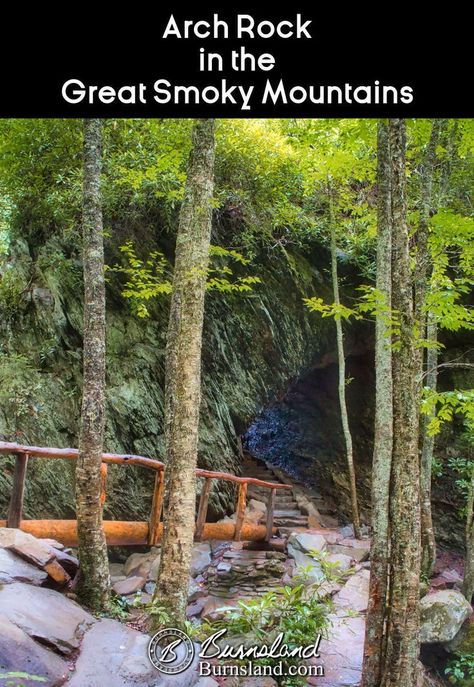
[7, 452, 29, 528]
[265, 488, 276, 542]
[148, 469, 165, 546]
[234, 481, 248, 541]
[195, 478, 212, 541]
[100, 463, 107, 506]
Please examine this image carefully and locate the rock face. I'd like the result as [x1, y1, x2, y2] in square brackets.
[420, 590, 473, 643]
[190, 542, 212, 577]
[0, 582, 94, 654]
[0, 527, 77, 587]
[333, 569, 370, 612]
[308, 613, 366, 687]
[287, 532, 326, 584]
[0, 236, 335, 522]
[0, 614, 69, 687]
[67, 619, 155, 687]
[0, 547, 48, 585]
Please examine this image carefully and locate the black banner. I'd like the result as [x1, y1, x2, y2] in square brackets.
[2, 9, 471, 118]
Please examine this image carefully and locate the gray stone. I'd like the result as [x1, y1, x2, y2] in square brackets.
[0, 527, 55, 567]
[0, 582, 95, 654]
[0, 547, 48, 585]
[247, 498, 266, 512]
[68, 618, 200, 686]
[420, 590, 473, 644]
[288, 532, 327, 555]
[190, 542, 212, 577]
[109, 562, 125, 577]
[0, 614, 69, 686]
[124, 551, 158, 578]
[189, 576, 206, 602]
[287, 543, 325, 584]
[144, 581, 156, 595]
[201, 595, 240, 620]
[113, 575, 146, 596]
[326, 552, 354, 572]
[334, 569, 370, 612]
[149, 554, 162, 581]
[328, 544, 369, 563]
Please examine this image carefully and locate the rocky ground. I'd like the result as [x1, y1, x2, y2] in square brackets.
[1, 459, 472, 686]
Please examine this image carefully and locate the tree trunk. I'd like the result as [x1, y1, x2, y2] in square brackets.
[381, 118, 421, 687]
[414, 120, 442, 577]
[462, 461, 474, 602]
[153, 118, 215, 627]
[328, 183, 361, 540]
[75, 118, 110, 611]
[362, 120, 393, 687]
[420, 315, 438, 577]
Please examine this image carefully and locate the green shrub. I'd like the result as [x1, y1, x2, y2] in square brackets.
[445, 652, 474, 685]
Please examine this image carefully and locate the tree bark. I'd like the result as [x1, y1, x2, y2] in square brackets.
[75, 118, 110, 610]
[420, 315, 438, 577]
[328, 183, 361, 540]
[381, 118, 421, 687]
[153, 118, 215, 627]
[362, 120, 393, 687]
[462, 460, 474, 602]
[415, 120, 442, 577]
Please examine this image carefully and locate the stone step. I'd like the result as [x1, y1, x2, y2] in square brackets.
[273, 509, 302, 517]
[278, 526, 308, 536]
[275, 519, 309, 528]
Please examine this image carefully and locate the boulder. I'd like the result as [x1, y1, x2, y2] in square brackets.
[420, 590, 473, 643]
[445, 615, 474, 653]
[68, 618, 198, 687]
[201, 595, 240, 621]
[112, 575, 146, 596]
[287, 543, 325, 584]
[326, 552, 354, 572]
[0, 615, 69, 687]
[149, 554, 162, 581]
[190, 542, 212, 577]
[288, 532, 327, 555]
[0, 527, 55, 568]
[328, 543, 369, 563]
[0, 582, 95, 654]
[0, 548, 48, 586]
[247, 498, 266, 513]
[124, 550, 159, 578]
[334, 569, 370, 612]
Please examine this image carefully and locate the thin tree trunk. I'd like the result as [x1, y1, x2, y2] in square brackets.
[415, 120, 442, 577]
[381, 118, 421, 687]
[420, 315, 438, 576]
[328, 182, 361, 540]
[362, 120, 393, 687]
[76, 118, 110, 610]
[462, 461, 474, 602]
[153, 118, 215, 627]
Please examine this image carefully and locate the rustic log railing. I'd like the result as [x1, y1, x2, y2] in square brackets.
[0, 441, 291, 547]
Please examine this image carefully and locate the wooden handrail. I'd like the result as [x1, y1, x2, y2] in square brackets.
[0, 440, 291, 545]
[0, 441, 291, 490]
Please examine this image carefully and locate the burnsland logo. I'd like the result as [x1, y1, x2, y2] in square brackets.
[148, 627, 325, 679]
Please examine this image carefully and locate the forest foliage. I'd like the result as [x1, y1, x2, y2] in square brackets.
[0, 117, 473, 441]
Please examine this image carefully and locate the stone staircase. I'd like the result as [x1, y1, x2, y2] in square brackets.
[243, 453, 310, 533]
[204, 455, 313, 604]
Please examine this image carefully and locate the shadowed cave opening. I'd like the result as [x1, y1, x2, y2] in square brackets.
[242, 352, 375, 527]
